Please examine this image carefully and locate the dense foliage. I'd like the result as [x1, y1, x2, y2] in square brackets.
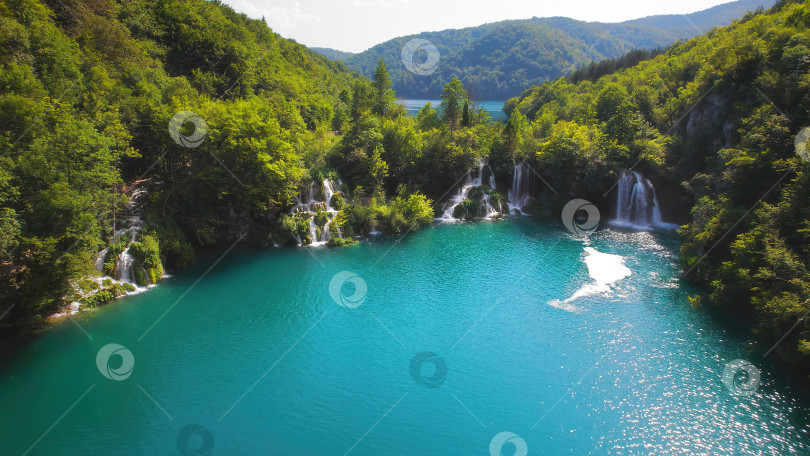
[310, 47, 355, 62]
[505, 0, 810, 374]
[332, 0, 771, 99]
[0, 0, 507, 333]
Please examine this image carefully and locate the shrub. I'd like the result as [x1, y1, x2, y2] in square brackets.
[388, 193, 434, 233]
[326, 237, 357, 247]
[129, 235, 163, 286]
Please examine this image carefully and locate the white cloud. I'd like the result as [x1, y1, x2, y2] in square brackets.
[267, 1, 321, 27]
[225, 0, 321, 32]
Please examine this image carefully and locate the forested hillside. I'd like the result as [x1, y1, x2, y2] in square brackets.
[310, 47, 355, 62]
[334, 0, 773, 99]
[0, 0, 363, 329]
[505, 0, 810, 373]
[0, 0, 507, 333]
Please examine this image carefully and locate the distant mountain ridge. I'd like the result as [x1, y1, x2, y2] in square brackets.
[310, 47, 355, 61]
[313, 0, 774, 99]
[626, 0, 769, 29]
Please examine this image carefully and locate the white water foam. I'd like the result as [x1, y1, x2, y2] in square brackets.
[549, 247, 632, 312]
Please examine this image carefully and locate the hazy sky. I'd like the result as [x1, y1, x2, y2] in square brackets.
[222, 0, 733, 53]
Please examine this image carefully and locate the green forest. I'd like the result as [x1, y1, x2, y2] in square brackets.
[505, 0, 810, 373]
[0, 0, 510, 333]
[335, 0, 772, 98]
[3, 0, 810, 384]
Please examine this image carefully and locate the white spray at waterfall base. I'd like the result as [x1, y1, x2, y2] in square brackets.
[507, 162, 532, 214]
[549, 247, 632, 312]
[611, 171, 679, 230]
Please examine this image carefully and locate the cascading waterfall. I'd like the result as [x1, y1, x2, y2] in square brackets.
[613, 171, 678, 230]
[308, 218, 320, 246]
[94, 247, 109, 272]
[507, 162, 532, 214]
[291, 178, 348, 245]
[438, 160, 499, 221]
[114, 189, 147, 285]
[291, 182, 318, 214]
[117, 250, 136, 283]
[59, 186, 158, 318]
[323, 179, 336, 212]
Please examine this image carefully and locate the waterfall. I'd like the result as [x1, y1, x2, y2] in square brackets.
[323, 179, 337, 212]
[292, 178, 346, 246]
[507, 163, 531, 214]
[613, 171, 678, 230]
[438, 160, 501, 221]
[94, 248, 109, 272]
[320, 218, 332, 244]
[117, 248, 135, 283]
[109, 195, 146, 286]
[308, 217, 320, 246]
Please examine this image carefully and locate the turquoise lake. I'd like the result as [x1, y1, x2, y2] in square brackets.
[398, 99, 508, 122]
[2, 219, 810, 455]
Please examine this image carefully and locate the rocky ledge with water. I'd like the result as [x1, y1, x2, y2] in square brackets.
[51, 165, 679, 320]
[436, 161, 538, 221]
[281, 178, 353, 247]
[51, 186, 165, 319]
[434, 162, 679, 231]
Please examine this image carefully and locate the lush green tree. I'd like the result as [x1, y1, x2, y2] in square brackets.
[461, 101, 471, 128]
[372, 59, 395, 117]
[416, 102, 441, 131]
[440, 77, 467, 135]
[367, 145, 389, 195]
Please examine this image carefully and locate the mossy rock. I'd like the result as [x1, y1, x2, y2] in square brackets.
[468, 186, 485, 201]
[78, 290, 115, 310]
[77, 278, 99, 294]
[103, 234, 131, 276]
[314, 211, 329, 226]
[327, 237, 358, 247]
[452, 199, 479, 220]
[134, 263, 147, 287]
[110, 284, 127, 298]
[331, 193, 345, 209]
[146, 265, 163, 285]
[133, 264, 162, 287]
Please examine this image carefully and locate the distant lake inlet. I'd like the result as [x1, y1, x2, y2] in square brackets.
[398, 99, 508, 122]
